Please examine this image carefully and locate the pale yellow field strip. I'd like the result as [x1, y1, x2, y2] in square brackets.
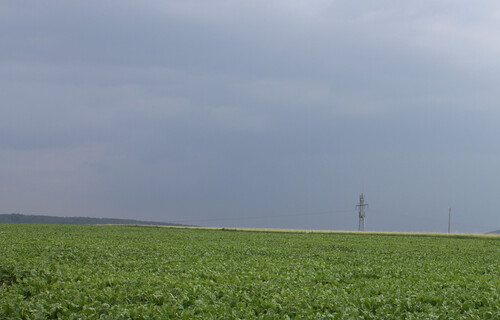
[120, 224, 500, 239]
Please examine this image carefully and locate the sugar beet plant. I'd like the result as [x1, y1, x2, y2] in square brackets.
[0, 224, 499, 319]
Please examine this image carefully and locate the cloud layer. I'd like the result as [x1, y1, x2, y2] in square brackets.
[2, 1, 500, 232]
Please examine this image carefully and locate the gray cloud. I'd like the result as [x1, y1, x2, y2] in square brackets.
[1, 1, 499, 232]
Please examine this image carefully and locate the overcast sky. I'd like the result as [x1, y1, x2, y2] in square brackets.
[2, 1, 500, 233]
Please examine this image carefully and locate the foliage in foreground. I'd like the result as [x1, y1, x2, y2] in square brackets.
[0, 224, 499, 319]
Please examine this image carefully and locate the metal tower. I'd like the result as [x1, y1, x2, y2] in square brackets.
[356, 193, 368, 231]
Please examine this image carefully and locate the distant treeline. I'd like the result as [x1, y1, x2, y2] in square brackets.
[0, 213, 188, 226]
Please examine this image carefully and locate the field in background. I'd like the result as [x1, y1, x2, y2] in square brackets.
[1, 224, 499, 319]
[154, 225, 500, 238]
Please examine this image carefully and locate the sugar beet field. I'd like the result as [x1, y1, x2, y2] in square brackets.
[0, 224, 499, 319]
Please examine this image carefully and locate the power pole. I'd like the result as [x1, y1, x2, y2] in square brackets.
[356, 194, 368, 231]
[448, 207, 451, 234]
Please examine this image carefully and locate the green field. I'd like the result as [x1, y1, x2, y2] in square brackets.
[1, 224, 499, 319]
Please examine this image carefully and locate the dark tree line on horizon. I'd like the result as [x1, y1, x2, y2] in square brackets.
[0, 213, 187, 227]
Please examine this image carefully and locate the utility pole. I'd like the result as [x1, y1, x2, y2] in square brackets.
[356, 194, 368, 231]
[448, 207, 451, 234]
